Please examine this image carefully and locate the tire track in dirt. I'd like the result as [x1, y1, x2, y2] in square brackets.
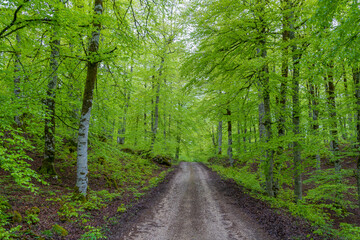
[121, 162, 271, 240]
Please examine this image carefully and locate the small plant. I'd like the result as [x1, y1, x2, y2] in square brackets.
[117, 204, 126, 213]
[25, 207, 40, 225]
[58, 203, 78, 222]
[11, 210, 22, 223]
[52, 224, 68, 237]
[79, 226, 107, 240]
[0, 225, 21, 240]
[40, 229, 53, 238]
[0, 196, 11, 226]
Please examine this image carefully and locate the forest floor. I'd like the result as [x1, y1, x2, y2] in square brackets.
[0, 147, 173, 240]
[113, 162, 322, 240]
[2, 148, 355, 239]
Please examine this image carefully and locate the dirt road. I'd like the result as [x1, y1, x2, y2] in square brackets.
[121, 162, 271, 240]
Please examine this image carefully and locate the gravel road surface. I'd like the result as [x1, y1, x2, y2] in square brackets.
[121, 162, 271, 240]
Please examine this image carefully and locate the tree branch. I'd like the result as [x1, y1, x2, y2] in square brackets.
[0, 0, 29, 38]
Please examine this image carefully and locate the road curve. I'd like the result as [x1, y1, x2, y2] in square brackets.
[122, 162, 271, 240]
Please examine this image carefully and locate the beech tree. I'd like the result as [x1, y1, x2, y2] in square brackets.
[75, 0, 103, 196]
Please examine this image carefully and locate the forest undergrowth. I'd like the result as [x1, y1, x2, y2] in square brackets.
[0, 129, 173, 240]
[207, 145, 360, 240]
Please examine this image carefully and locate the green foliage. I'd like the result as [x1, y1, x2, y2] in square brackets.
[210, 162, 354, 238]
[117, 204, 126, 213]
[25, 207, 40, 225]
[336, 223, 360, 240]
[0, 196, 22, 240]
[0, 225, 22, 240]
[0, 127, 45, 192]
[57, 202, 79, 222]
[79, 226, 107, 240]
[52, 224, 68, 237]
[40, 229, 54, 239]
[210, 165, 264, 193]
[147, 170, 169, 189]
[48, 190, 122, 222]
[287, 202, 330, 227]
[304, 169, 357, 215]
[0, 196, 11, 226]
[11, 210, 22, 223]
[89, 145, 160, 190]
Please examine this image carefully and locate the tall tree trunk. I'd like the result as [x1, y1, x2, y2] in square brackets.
[237, 121, 241, 154]
[326, 63, 341, 175]
[310, 82, 321, 169]
[175, 134, 181, 160]
[292, 46, 302, 202]
[14, 33, 21, 127]
[343, 66, 353, 140]
[144, 82, 148, 142]
[175, 103, 182, 160]
[163, 91, 167, 152]
[212, 125, 217, 154]
[150, 81, 160, 150]
[258, 98, 266, 142]
[117, 91, 130, 145]
[134, 116, 139, 146]
[151, 58, 164, 151]
[256, 0, 274, 197]
[76, 0, 103, 196]
[243, 115, 247, 152]
[118, 67, 131, 145]
[151, 78, 155, 141]
[352, 65, 360, 208]
[253, 121, 257, 143]
[218, 120, 223, 155]
[227, 108, 233, 166]
[168, 114, 171, 143]
[289, 2, 302, 202]
[40, 29, 60, 176]
[257, 85, 266, 185]
[278, 0, 289, 139]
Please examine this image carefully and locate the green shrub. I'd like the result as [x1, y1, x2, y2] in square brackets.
[0, 196, 11, 226]
[211, 165, 264, 193]
[304, 169, 356, 216]
[79, 226, 107, 240]
[52, 224, 68, 237]
[117, 204, 126, 213]
[0, 127, 46, 192]
[58, 202, 79, 221]
[336, 223, 360, 240]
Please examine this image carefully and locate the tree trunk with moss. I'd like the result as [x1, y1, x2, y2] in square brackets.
[40, 32, 60, 176]
[76, 0, 103, 196]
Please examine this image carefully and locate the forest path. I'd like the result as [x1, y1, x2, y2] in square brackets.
[120, 162, 271, 240]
